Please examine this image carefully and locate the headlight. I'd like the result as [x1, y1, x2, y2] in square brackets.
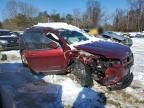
[108, 60, 121, 66]
[0, 40, 8, 44]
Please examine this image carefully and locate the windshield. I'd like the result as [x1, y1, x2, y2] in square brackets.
[60, 30, 89, 44]
[0, 31, 12, 36]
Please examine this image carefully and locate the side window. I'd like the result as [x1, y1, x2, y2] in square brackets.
[23, 31, 60, 50]
[23, 31, 43, 50]
[41, 33, 60, 49]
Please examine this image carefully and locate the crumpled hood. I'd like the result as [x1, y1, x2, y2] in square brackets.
[75, 40, 131, 59]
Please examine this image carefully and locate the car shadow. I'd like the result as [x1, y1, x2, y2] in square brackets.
[0, 63, 64, 108]
[0, 63, 107, 108]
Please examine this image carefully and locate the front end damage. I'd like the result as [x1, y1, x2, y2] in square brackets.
[76, 51, 134, 90]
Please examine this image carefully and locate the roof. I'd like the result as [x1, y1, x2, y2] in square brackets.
[25, 26, 60, 36]
[33, 22, 81, 31]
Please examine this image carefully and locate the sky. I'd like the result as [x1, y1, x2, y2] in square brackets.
[0, 0, 129, 21]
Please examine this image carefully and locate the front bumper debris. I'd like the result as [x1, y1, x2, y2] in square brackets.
[108, 72, 134, 90]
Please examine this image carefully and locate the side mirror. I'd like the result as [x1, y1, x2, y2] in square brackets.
[46, 33, 59, 41]
[48, 42, 58, 49]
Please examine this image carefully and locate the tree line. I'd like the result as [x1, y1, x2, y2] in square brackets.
[0, 0, 102, 30]
[113, 0, 144, 32]
[0, 0, 144, 32]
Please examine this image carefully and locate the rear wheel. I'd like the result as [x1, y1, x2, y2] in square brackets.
[70, 59, 93, 87]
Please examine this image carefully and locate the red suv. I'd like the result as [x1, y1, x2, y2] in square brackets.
[19, 23, 134, 90]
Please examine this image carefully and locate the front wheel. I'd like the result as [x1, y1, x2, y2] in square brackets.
[70, 60, 93, 88]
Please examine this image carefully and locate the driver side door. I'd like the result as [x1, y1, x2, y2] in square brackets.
[23, 31, 67, 73]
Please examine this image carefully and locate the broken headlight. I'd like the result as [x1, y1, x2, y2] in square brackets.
[107, 60, 121, 67]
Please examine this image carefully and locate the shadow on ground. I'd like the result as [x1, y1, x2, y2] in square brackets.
[0, 63, 106, 108]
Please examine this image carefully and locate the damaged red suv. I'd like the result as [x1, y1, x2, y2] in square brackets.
[20, 23, 134, 90]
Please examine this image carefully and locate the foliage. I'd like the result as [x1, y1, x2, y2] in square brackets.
[0, 22, 2, 28]
[2, 0, 144, 32]
[1, 0, 103, 30]
[113, 0, 144, 32]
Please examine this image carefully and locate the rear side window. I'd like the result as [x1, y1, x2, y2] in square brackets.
[23, 31, 60, 50]
[23, 31, 41, 49]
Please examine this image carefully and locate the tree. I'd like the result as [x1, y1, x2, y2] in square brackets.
[113, 9, 128, 31]
[50, 13, 62, 22]
[86, 0, 102, 28]
[72, 9, 82, 27]
[16, 14, 36, 30]
[0, 22, 3, 28]
[128, 0, 144, 11]
[3, 19, 18, 30]
[3, 0, 18, 19]
[2, 0, 39, 30]
[127, 0, 144, 31]
[18, 1, 39, 18]
[36, 11, 49, 23]
[65, 14, 73, 24]
[103, 15, 112, 31]
[4, 0, 39, 19]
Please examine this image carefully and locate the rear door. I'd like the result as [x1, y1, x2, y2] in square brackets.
[23, 31, 67, 73]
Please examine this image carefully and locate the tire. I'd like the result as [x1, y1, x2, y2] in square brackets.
[20, 50, 28, 67]
[71, 59, 93, 87]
